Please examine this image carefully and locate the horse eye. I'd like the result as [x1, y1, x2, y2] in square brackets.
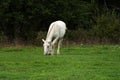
[47, 46, 49, 48]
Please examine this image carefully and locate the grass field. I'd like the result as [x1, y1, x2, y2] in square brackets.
[0, 45, 120, 80]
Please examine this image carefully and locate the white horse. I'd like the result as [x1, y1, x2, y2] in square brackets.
[42, 20, 67, 55]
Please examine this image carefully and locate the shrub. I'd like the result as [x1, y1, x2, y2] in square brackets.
[33, 31, 47, 46]
[92, 10, 120, 44]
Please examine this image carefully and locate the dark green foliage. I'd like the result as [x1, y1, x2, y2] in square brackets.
[92, 11, 120, 43]
[0, 0, 120, 45]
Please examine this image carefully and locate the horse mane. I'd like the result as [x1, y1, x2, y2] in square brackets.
[46, 22, 55, 39]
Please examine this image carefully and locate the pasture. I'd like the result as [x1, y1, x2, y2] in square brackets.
[0, 45, 120, 80]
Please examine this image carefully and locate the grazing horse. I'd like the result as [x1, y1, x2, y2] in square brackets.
[42, 20, 67, 55]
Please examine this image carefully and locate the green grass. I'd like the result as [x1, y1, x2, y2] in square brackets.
[0, 45, 120, 80]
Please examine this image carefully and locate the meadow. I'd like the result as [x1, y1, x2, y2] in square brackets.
[0, 45, 120, 80]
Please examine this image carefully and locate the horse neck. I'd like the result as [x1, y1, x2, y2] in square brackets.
[46, 30, 54, 42]
[46, 23, 55, 42]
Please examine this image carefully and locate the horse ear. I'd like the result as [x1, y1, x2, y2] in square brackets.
[42, 39, 45, 42]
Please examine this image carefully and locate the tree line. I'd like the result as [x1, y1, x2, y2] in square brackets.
[0, 0, 120, 45]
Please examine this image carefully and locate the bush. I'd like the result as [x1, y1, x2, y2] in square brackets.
[92, 10, 120, 44]
[0, 31, 7, 43]
[32, 31, 47, 46]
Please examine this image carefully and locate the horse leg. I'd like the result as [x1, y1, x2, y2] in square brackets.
[51, 45, 55, 55]
[57, 38, 63, 55]
[52, 37, 59, 45]
[51, 37, 59, 55]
